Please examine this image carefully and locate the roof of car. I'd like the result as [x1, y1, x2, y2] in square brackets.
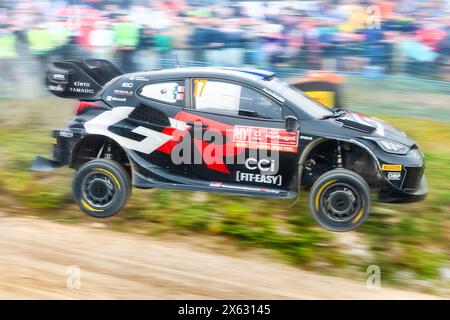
[125, 67, 276, 83]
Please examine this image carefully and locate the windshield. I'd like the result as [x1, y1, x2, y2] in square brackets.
[267, 78, 333, 119]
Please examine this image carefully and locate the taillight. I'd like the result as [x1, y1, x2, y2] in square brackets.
[77, 101, 99, 114]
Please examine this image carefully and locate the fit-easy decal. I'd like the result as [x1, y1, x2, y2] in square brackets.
[236, 171, 283, 186]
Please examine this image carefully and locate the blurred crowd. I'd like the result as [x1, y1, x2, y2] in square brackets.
[1, 0, 450, 84]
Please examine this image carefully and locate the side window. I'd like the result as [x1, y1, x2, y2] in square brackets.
[192, 79, 282, 120]
[192, 79, 240, 115]
[240, 86, 282, 119]
[138, 81, 185, 106]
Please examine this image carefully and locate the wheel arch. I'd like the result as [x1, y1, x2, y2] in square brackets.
[298, 137, 383, 189]
[71, 134, 133, 177]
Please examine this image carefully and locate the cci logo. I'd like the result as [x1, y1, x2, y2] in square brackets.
[245, 158, 277, 173]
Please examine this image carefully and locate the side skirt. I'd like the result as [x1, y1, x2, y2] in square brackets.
[133, 172, 297, 199]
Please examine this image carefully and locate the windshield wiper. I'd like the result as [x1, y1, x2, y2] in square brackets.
[320, 110, 347, 120]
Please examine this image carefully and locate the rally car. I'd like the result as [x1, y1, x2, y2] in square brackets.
[32, 59, 427, 232]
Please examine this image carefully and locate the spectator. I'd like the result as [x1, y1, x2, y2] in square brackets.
[189, 17, 213, 63]
[27, 21, 55, 76]
[89, 21, 114, 61]
[1, 0, 450, 86]
[169, 18, 193, 65]
[401, 33, 439, 78]
[0, 24, 18, 96]
[153, 27, 173, 68]
[221, 18, 245, 66]
[113, 13, 140, 73]
[136, 26, 157, 70]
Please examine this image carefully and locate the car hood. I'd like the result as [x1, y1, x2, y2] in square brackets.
[337, 111, 415, 147]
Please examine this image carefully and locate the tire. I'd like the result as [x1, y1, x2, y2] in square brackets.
[72, 159, 132, 218]
[309, 168, 370, 232]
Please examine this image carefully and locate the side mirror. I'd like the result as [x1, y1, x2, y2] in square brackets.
[285, 116, 299, 132]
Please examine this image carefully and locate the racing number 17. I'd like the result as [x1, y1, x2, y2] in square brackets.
[193, 79, 208, 97]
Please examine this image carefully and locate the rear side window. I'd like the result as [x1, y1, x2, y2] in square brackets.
[138, 81, 185, 106]
[191, 79, 282, 120]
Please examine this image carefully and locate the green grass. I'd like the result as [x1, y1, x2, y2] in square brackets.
[0, 97, 449, 292]
[342, 76, 450, 122]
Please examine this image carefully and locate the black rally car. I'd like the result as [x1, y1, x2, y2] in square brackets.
[33, 59, 427, 232]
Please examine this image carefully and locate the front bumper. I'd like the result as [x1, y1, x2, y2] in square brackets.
[378, 174, 428, 203]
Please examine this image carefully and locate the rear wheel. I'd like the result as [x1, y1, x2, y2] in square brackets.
[73, 159, 131, 218]
[309, 168, 370, 232]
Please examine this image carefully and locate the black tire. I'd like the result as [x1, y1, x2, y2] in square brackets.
[72, 159, 132, 218]
[309, 168, 370, 232]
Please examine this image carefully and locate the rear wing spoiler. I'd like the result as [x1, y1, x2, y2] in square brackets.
[46, 59, 123, 99]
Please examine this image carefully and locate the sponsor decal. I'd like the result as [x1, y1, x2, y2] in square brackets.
[245, 158, 276, 173]
[51, 74, 66, 80]
[113, 89, 134, 96]
[129, 76, 149, 81]
[69, 87, 95, 94]
[59, 130, 73, 138]
[300, 135, 313, 141]
[73, 81, 91, 87]
[381, 164, 402, 172]
[48, 84, 64, 92]
[387, 172, 401, 181]
[173, 85, 185, 101]
[122, 82, 134, 88]
[106, 96, 127, 102]
[69, 80, 94, 94]
[236, 171, 282, 186]
[233, 125, 298, 153]
[210, 182, 222, 188]
[212, 183, 281, 193]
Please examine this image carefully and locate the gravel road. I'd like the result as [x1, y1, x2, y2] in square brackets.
[0, 215, 440, 299]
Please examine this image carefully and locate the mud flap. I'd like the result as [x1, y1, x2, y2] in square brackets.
[31, 156, 64, 172]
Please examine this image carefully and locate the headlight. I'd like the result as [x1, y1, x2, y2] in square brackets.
[375, 139, 410, 155]
[408, 147, 423, 160]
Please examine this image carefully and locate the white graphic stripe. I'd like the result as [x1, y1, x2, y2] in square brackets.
[84, 106, 181, 154]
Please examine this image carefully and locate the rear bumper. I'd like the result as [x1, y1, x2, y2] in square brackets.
[52, 129, 80, 165]
[31, 129, 80, 172]
[31, 156, 64, 172]
[378, 174, 428, 203]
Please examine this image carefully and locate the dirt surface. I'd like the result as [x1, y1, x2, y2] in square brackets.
[0, 214, 441, 299]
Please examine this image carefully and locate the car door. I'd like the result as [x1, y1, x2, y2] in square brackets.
[174, 78, 300, 190]
[127, 79, 189, 176]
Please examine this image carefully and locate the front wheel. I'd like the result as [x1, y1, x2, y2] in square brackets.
[309, 168, 371, 232]
[73, 159, 132, 218]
